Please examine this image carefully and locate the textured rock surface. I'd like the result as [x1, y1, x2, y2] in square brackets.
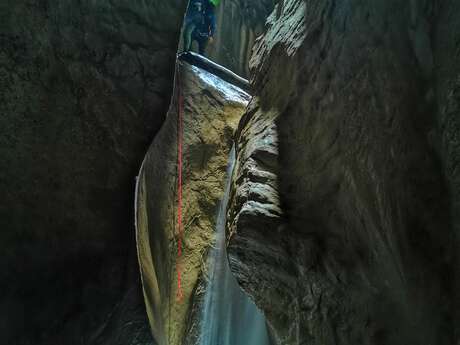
[226, 98, 288, 339]
[207, 0, 275, 77]
[88, 275, 153, 345]
[0, 0, 187, 343]
[434, 0, 460, 340]
[228, 0, 456, 344]
[135, 61, 250, 345]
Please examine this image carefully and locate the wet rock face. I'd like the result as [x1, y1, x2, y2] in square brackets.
[0, 0, 187, 343]
[207, 0, 275, 77]
[228, 0, 456, 344]
[226, 98, 289, 338]
[135, 62, 250, 345]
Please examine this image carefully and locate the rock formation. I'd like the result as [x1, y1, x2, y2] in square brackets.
[207, 0, 275, 77]
[435, 0, 460, 341]
[4, 0, 460, 343]
[1, 0, 274, 342]
[227, 0, 457, 344]
[135, 60, 250, 345]
[1, 0, 187, 343]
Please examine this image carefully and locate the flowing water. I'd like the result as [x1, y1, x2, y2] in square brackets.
[199, 146, 271, 345]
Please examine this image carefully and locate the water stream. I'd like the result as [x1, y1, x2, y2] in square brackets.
[199, 146, 271, 345]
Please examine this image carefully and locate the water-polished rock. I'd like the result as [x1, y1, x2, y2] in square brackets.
[135, 60, 250, 345]
[227, 0, 457, 344]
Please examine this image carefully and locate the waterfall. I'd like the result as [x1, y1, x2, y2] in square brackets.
[199, 146, 271, 345]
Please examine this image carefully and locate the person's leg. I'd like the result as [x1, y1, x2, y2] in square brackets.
[183, 21, 196, 52]
[197, 36, 208, 55]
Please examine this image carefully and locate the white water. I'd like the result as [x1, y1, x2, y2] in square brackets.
[199, 146, 271, 345]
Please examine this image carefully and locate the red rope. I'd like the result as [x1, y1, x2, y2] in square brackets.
[176, 67, 184, 302]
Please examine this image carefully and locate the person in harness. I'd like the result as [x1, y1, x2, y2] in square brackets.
[183, 0, 218, 55]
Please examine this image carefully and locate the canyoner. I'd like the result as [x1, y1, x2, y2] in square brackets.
[183, 0, 217, 55]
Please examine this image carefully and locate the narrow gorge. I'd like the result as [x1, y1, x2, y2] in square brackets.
[2, 0, 460, 344]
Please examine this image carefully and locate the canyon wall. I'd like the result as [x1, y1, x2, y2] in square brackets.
[207, 0, 275, 77]
[434, 0, 460, 340]
[227, 0, 457, 344]
[0, 0, 187, 343]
